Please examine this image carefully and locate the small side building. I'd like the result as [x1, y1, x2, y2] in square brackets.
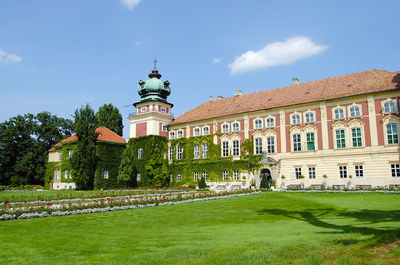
[47, 127, 126, 190]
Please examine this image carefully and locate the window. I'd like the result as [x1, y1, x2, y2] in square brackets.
[254, 119, 263, 129]
[169, 147, 174, 160]
[55, 170, 61, 180]
[222, 141, 229, 157]
[355, 165, 364, 178]
[160, 106, 167, 112]
[267, 136, 275, 153]
[334, 108, 345, 119]
[177, 145, 183, 160]
[141, 106, 147, 112]
[68, 149, 73, 159]
[223, 171, 228, 181]
[295, 168, 302, 179]
[391, 164, 400, 177]
[203, 126, 210, 135]
[349, 106, 361, 117]
[222, 124, 229, 133]
[202, 144, 208, 158]
[162, 124, 168, 132]
[169, 131, 175, 139]
[138, 148, 143, 159]
[203, 172, 208, 181]
[255, 137, 263, 155]
[291, 114, 301, 125]
[170, 173, 173, 182]
[305, 112, 315, 123]
[58, 152, 62, 161]
[103, 170, 109, 179]
[233, 170, 239, 181]
[387, 124, 399, 144]
[308, 167, 316, 179]
[352, 128, 362, 147]
[306, 132, 315, 151]
[194, 171, 199, 181]
[65, 170, 70, 179]
[339, 166, 347, 178]
[177, 130, 183, 138]
[336, 129, 346, 148]
[266, 117, 275, 128]
[232, 140, 240, 156]
[232, 122, 240, 132]
[293, 134, 301, 152]
[177, 173, 181, 182]
[194, 145, 200, 159]
[384, 101, 397, 113]
[193, 128, 200, 136]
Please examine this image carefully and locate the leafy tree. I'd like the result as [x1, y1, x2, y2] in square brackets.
[96, 104, 123, 136]
[0, 112, 73, 186]
[260, 175, 268, 189]
[118, 147, 136, 187]
[70, 104, 98, 190]
[198, 176, 207, 189]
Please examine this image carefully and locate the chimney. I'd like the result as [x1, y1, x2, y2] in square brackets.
[235, 89, 243, 96]
[217, 96, 224, 100]
[292, 77, 299, 85]
[209, 96, 214, 102]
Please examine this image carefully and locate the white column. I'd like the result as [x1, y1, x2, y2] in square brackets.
[320, 102, 329, 150]
[367, 95, 378, 146]
[279, 109, 286, 153]
[244, 114, 249, 139]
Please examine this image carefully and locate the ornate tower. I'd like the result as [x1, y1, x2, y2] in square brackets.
[128, 60, 174, 138]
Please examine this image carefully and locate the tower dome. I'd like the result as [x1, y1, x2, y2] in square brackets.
[137, 59, 171, 102]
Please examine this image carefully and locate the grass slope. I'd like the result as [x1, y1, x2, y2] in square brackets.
[1, 192, 399, 264]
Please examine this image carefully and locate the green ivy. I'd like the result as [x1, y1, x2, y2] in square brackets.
[44, 161, 59, 189]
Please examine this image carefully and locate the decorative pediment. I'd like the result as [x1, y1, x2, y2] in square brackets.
[289, 126, 302, 133]
[381, 114, 400, 125]
[331, 120, 346, 129]
[347, 119, 364, 128]
[303, 124, 317, 133]
[264, 129, 276, 137]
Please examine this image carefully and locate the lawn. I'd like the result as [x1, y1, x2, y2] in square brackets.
[0, 192, 399, 264]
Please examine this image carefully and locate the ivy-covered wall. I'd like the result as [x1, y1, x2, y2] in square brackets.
[44, 161, 59, 189]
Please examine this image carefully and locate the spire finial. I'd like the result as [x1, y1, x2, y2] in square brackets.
[153, 58, 158, 70]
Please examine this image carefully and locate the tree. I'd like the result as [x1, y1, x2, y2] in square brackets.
[96, 104, 123, 136]
[260, 175, 268, 189]
[198, 176, 207, 189]
[0, 112, 73, 186]
[70, 104, 98, 190]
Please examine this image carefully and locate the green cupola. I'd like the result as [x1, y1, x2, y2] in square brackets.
[137, 59, 171, 103]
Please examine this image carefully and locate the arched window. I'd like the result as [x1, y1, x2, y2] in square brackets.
[349, 106, 361, 117]
[222, 124, 229, 133]
[169, 131, 175, 139]
[232, 122, 240, 132]
[291, 114, 301, 125]
[266, 117, 275, 128]
[254, 119, 263, 129]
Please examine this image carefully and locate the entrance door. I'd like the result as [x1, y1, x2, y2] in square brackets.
[260, 168, 272, 182]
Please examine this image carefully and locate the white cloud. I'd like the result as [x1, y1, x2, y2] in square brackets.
[121, 0, 141, 10]
[228, 37, 327, 75]
[0, 49, 22, 64]
[135, 41, 141, 46]
[212, 58, 223, 64]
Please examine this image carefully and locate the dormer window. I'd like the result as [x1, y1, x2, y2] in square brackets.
[232, 122, 240, 132]
[194, 128, 200, 136]
[291, 114, 301, 125]
[349, 106, 361, 117]
[202, 126, 210, 135]
[254, 119, 263, 129]
[383, 101, 398, 113]
[169, 131, 175, 139]
[222, 124, 229, 133]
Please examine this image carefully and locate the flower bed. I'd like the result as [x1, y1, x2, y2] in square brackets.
[0, 189, 258, 221]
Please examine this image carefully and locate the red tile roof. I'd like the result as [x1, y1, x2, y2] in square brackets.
[171, 69, 400, 125]
[48, 127, 126, 151]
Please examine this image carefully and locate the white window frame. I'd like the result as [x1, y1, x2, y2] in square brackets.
[304, 111, 315, 123]
[333, 106, 346, 120]
[177, 173, 182, 182]
[291, 113, 301, 125]
[202, 126, 210, 135]
[295, 168, 302, 179]
[64, 170, 70, 179]
[58, 152, 62, 161]
[140, 106, 147, 113]
[222, 141, 229, 157]
[223, 170, 228, 181]
[162, 124, 168, 132]
[232, 140, 240, 156]
[168, 147, 174, 161]
[138, 148, 143, 159]
[351, 127, 363, 147]
[194, 171, 199, 181]
[292, 134, 301, 152]
[391, 163, 400, 177]
[193, 127, 200, 136]
[103, 170, 109, 179]
[308, 167, 316, 179]
[177, 130, 183, 138]
[169, 131, 175, 139]
[221, 123, 230, 133]
[386, 123, 399, 145]
[355, 165, 364, 178]
[203, 171, 208, 181]
[335, 129, 346, 149]
[254, 119, 263, 129]
[202, 144, 208, 159]
[68, 149, 73, 159]
[348, 104, 361, 118]
[339, 165, 347, 178]
[232, 122, 240, 132]
[266, 136, 275, 154]
[176, 145, 183, 160]
[382, 99, 398, 114]
[194, 145, 200, 159]
[160, 106, 167, 113]
[233, 170, 239, 181]
[255, 137, 263, 155]
[265, 117, 275, 128]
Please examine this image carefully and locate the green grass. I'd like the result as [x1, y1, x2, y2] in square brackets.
[1, 192, 399, 264]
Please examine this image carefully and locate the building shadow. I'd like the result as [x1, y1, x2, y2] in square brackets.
[257, 208, 400, 246]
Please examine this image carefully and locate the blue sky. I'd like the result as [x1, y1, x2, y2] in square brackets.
[1, 0, 399, 137]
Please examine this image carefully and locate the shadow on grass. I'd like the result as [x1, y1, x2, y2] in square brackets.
[258, 208, 400, 247]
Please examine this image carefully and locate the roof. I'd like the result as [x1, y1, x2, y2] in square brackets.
[49, 127, 126, 151]
[170, 69, 400, 126]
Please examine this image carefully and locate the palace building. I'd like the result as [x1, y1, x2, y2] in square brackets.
[129, 63, 399, 190]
